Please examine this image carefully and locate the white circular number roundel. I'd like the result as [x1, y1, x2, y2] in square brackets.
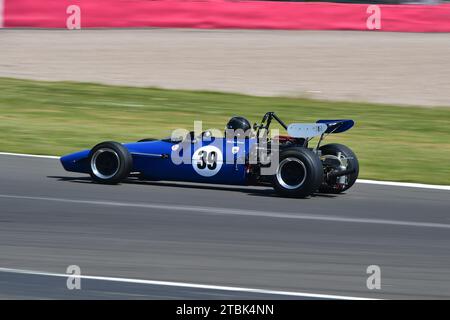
[192, 146, 223, 177]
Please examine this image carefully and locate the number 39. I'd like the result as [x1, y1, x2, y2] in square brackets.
[197, 150, 217, 170]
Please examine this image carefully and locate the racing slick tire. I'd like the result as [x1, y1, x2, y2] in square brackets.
[272, 147, 323, 198]
[319, 143, 359, 193]
[88, 141, 132, 184]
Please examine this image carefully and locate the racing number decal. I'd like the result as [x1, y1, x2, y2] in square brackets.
[197, 150, 217, 170]
[192, 146, 223, 177]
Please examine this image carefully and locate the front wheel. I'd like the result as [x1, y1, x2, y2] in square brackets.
[89, 141, 132, 184]
[272, 148, 323, 198]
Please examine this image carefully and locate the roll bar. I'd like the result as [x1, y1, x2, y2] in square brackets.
[254, 112, 288, 135]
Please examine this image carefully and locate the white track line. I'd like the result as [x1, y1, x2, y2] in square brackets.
[356, 179, 450, 191]
[0, 267, 374, 300]
[1, 193, 449, 229]
[0, 151, 448, 190]
[0, 152, 60, 159]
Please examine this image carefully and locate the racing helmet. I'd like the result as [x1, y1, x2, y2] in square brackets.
[226, 116, 251, 133]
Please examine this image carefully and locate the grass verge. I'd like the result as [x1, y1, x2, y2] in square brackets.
[0, 77, 449, 185]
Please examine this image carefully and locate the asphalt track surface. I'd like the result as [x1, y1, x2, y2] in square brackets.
[2, 29, 450, 107]
[0, 271, 317, 300]
[1, 154, 450, 299]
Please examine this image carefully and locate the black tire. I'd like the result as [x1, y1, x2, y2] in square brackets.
[88, 141, 132, 184]
[319, 143, 359, 193]
[272, 147, 323, 198]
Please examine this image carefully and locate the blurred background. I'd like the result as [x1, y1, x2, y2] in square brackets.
[1, 0, 450, 184]
[1, 0, 450, 300]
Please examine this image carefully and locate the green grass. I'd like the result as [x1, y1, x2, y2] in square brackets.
[1, 77, 449, 185]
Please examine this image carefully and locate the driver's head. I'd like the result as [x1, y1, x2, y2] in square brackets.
[226, 116, 251, 132]
[226, 116, 251, 139]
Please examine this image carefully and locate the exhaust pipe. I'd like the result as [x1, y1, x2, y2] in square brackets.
[328, 168, 356, 178]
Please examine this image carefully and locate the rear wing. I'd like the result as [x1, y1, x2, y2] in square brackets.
[287, 123, 328, 138]
[316, 120, 354, 134]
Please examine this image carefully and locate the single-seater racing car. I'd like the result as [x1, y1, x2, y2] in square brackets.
[60, 112, 359, 198]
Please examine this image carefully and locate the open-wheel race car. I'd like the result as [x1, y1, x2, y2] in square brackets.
[61, 112, 359, 198]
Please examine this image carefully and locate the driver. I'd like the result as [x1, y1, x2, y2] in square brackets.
[226, 116, 251, 139]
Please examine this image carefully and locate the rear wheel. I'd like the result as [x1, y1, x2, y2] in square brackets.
[89, 141, 132, 184]
[319, 143, 359, 193]
[272, 148, 323, 198]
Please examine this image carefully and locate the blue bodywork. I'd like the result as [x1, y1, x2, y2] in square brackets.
[317, 119, 354, 134]
[61, 137, 257, 185]
[60, 119, 354, 185]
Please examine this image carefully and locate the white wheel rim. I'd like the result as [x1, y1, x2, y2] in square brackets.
[276, 157, 307, 190]
[91, 148, 120, 179]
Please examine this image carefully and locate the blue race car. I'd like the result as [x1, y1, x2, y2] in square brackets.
[60, 112, 359, 198]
